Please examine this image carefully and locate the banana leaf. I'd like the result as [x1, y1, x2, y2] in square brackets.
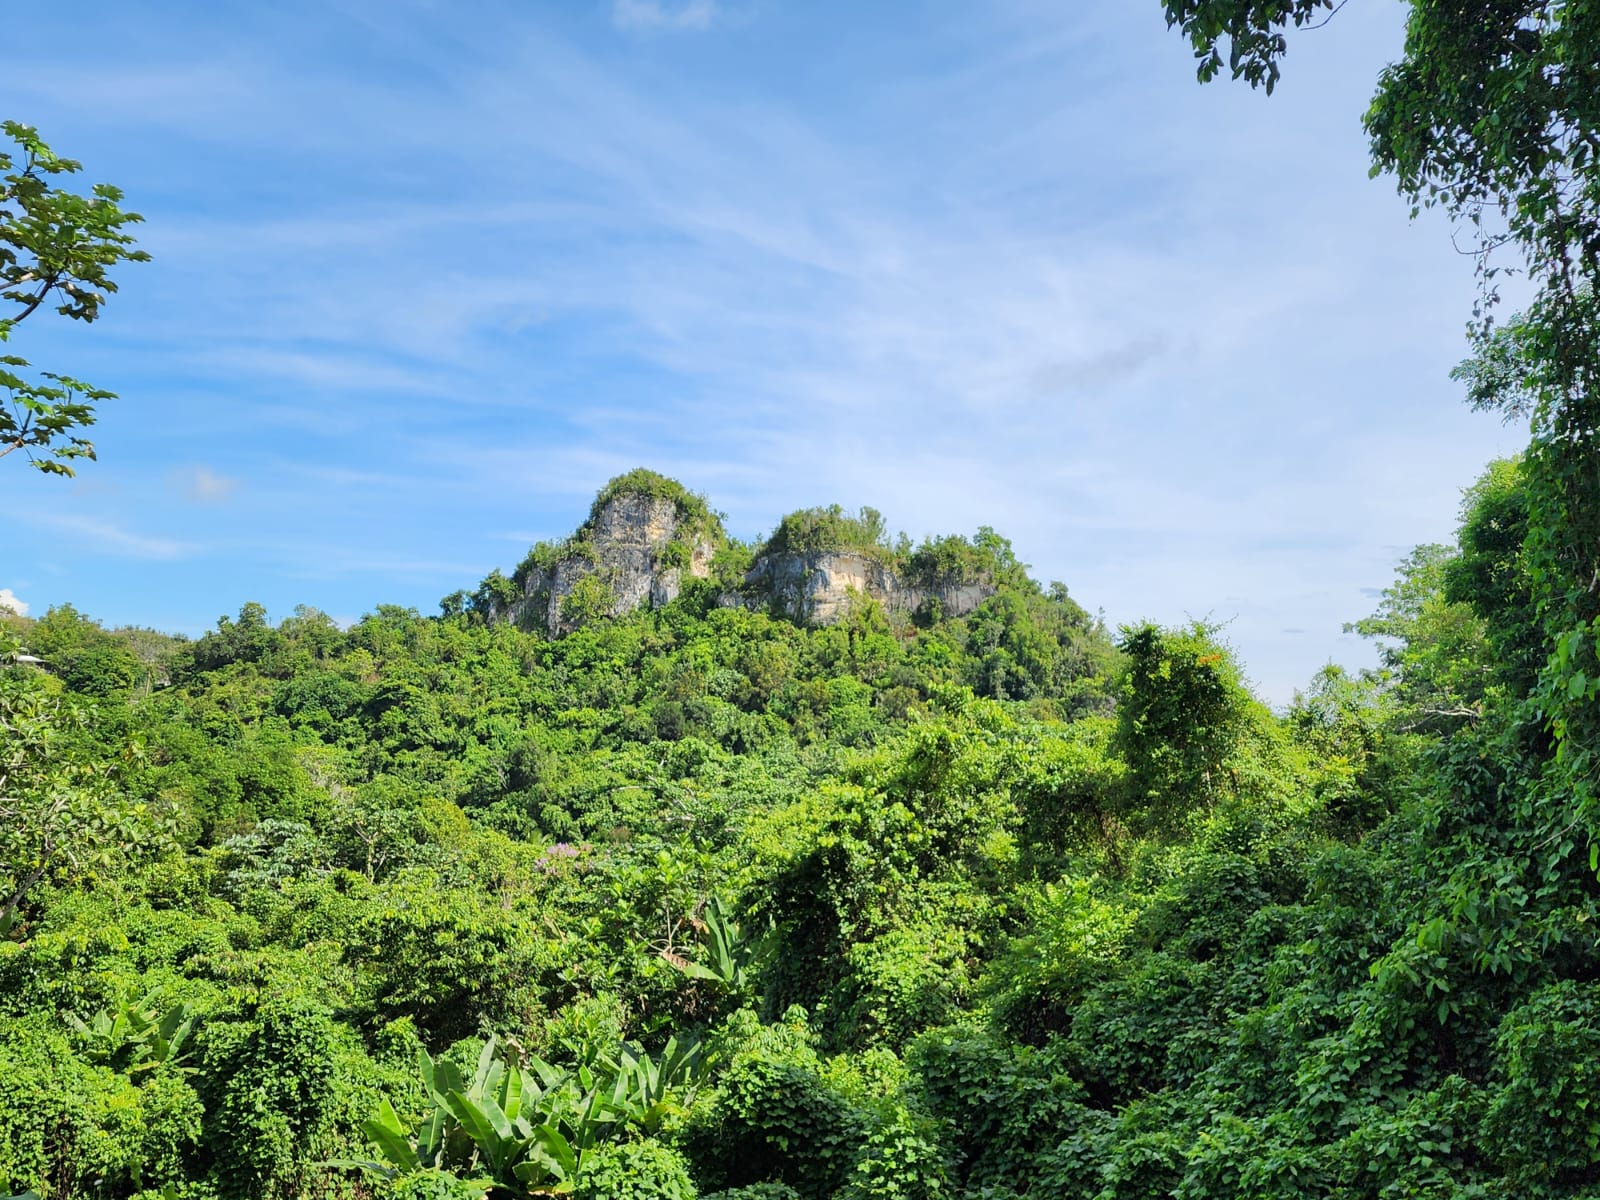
[361, 1098, 422, 1173]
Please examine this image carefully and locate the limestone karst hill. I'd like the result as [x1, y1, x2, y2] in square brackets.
[467, 468, 1014, 634]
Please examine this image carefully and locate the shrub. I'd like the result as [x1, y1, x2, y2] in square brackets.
[1114, 622, 1253, 823]
[835, 1105, 949, 1200]
[702, 1186, 801, 1200]
[685, 1054, 864, 1200]
[839, 925, 969, 1048]
[1175, 1113, 1332, 1200]
[1484, 981, 1600, 1185]
[561, 575, 618, 631]
[758, 506, 892, 560]
[389, 1174, 489, 1200]
[198, 999, 338, 1199]
[982, 879, 1137, 1045]
[908, 1028, 1094, 1195]
[0, 1021, 202, 1198]
[575, 1141, 698, 1200]
[1063, 954, 1214, 1104]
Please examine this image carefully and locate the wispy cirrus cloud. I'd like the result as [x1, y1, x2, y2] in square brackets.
[2, 0, 1527, 702]
[32, 514, 196, 561]
[610, 0, 721, 33]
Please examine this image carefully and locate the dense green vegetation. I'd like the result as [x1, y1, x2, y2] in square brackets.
[756, 506, 896, 561]
[10, 450, 1600, 1199]
[0, 532, 1142, 1199]
[11, 1, 1600, 1196]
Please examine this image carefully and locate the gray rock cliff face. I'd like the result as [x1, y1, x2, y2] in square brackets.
[493, 480, 1003, 636]
[736, 550, 994, 624]
[512, 492, 715, 634]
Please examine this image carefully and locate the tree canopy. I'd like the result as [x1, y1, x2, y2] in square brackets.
[1165, 0, 1600, 932]
[0, 120, 148, 475]
[8, 6, 1600, 1198]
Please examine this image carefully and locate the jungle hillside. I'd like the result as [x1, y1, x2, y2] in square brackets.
[8, 1, 1600, 1199]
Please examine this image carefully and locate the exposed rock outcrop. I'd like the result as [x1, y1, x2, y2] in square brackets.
[483, 474, 1004, 636]
[736, 550, 995, 624]
[506, 476, 720, 634]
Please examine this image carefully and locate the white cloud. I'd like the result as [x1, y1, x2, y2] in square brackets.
[170, 465, 240, 504]
[0, 588, 28, 617]
[33, 515, 195, 561]
[190, 347, 462, 395]
[494, 530, 558, 543]
[611, 0, 719, 32]
[280, 553, 488, 580]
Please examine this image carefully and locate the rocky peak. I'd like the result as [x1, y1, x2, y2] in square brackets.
[476, 483, 1011, 636]
[502, 470, 722, 634]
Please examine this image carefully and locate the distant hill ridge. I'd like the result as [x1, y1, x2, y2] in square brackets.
[465, 468, 1022, 635]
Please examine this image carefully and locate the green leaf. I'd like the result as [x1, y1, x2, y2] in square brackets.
[445, 1090, 505, 1169]
[525, 1123, 578, 1181]
[362, 1099, 421, 1173]
[417, 1107, 447, 1167]
[321, 1158, 399, 1182]
[475, 1034, 499, 1086]
[499, 1063, 523, 1123]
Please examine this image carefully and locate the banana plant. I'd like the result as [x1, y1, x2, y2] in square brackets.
[69, 996, 195, 1074]
[334, 1033, 711, 1197]
[604, 1035, 707, 1133]
[666, 895, 773, 990]
[334, 1036, 606, 1196]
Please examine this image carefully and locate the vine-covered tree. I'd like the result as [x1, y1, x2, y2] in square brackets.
[1162, 0, 1600, 840]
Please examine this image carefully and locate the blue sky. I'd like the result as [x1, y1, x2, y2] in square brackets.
[5, 0, 1526, 703]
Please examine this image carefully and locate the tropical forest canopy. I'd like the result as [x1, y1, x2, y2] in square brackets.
[6, 2, 1600, 1199]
